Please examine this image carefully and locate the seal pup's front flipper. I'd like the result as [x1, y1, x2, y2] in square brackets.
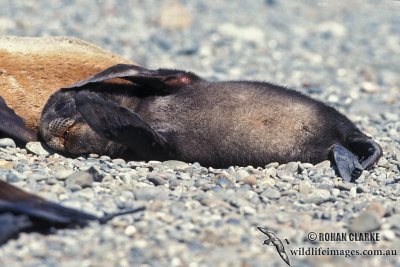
[0, 180, 97, 225]
[0, 179, 96, 244]
[330, 144, 363, 182]
[0, 96, 37, 145]
[0, 212, 32, 245]
[74, 92, 174, 160]
[64, 64, 202, 95]
[0, 180, 145, 245]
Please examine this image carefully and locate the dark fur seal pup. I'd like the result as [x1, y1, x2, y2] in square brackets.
[0, 36, 135, 144]
[0, 180, 145, 245]
[40, 64, 382, 182]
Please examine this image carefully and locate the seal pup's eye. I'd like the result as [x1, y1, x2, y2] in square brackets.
[54, 101, 67, 112]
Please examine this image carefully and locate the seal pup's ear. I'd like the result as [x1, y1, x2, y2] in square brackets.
[74, 92, 174, 160]
[64, 64, 148, 88]
[0, 96, 37, 144]
[64, 64, 202, 95]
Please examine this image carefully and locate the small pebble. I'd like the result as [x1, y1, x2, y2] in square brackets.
[147, 172, 167, 186]
[65, 171, 94, 190]
[242, 175, 257, 186]
[0, 138, 16, 148]
[26, 142, 50, 156]
[348, 211, 381, 232]
[260, 188, 281, 199]
[162, 160, 189, 171]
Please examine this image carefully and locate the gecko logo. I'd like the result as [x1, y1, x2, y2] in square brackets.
[257, 226, 291, 266]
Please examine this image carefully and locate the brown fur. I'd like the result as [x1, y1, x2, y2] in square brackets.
[40, 65, 383, 181]
[0, 36, 135, 130]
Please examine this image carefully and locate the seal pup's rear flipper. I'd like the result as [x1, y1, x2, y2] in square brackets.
[330, 144, 363, 182]
[0, 96, 37, 145]
[347, 134, 382, 170]
[74, 92, 174, 160]
[64, 64, 202, 95]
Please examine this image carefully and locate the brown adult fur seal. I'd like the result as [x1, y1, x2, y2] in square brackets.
[0, 36, 135, 143]
[40, 64, 382, 182]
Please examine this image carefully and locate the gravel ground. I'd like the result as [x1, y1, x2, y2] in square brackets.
[0, 0, 399, 266]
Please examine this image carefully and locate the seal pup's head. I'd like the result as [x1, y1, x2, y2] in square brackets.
[39, 87, 130, 157]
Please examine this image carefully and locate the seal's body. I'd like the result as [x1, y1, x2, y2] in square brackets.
[0, 36, 134, 143]
[40, 65, 382, 181]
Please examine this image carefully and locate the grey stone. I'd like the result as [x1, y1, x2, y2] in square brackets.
[241, 206, 256, 215]
[162, 160, 189, 170]
[301, 189, 332, 204]
[314, 160, 331, 169]
[331, 188, 340, 197]
[194, 179, 208, 189]
[382, 112, 399, 121]
[218, 23, 265, 44]
[169, 178, 181, 189]
[265, 162, 279, 168]
[100, 155, 111, 161]
[386, 214, 400, 229]
[65, 171, 94, 190]
[377, 157, 391, 168]
[376, 173, 387, 182]
[111, 158, 126, 165]
[349, 187, 357, 198]
[0, 138, 16, 148]
[215, 176, 233, 188]
[356, 185, 367, 193]
[6, 171, 23, 182]
[147, 172, 167, 186]
[276, 169, 295, 182]
[348, 211, 381, 232]
[26, 142, 50, 156]
[54, 169, 75, 180]
[177, 172, 191, 180]
[282, 162, 299, 173]
[335, 182, 353, 191]
[300, 163, 314, 169]
[234, 169, 250, 182]
[84, 166, 103, 182]
[133, 187, 169, 201]
[260, 188, 281, 199]
[299, 180, 313, 195]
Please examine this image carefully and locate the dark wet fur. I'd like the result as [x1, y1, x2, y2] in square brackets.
[0, 96, 37, 145]
[40, 64, 382, 181]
